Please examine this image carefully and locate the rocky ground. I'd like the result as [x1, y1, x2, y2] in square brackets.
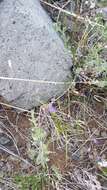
[0, 0, 107, 190]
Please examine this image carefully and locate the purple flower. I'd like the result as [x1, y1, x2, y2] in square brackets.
[48, 102, 57, 113]
[93, 138, 98, 144]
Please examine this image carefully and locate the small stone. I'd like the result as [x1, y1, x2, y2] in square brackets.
[0, 136, 10, 145]
[0, 134, 13, 146]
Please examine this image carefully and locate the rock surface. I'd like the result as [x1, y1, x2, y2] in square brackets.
[96, 7, 107, 21]
[0, 0, 72, 109]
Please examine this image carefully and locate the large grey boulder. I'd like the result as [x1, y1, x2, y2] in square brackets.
[0, 0, 73, 109]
